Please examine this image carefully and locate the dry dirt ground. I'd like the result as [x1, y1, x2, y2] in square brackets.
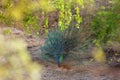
[0, 27, 120, 80]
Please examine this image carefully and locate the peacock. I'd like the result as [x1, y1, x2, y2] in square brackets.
[40, 26, 94, 66]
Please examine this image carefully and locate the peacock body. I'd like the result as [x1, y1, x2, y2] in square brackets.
[40, 26, 94, 66]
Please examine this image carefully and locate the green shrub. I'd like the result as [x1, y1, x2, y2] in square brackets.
[92, 0, 120, 45]
[92, 0, 120, 66]
[52, 0, 84, 30]
[23, 13, 40, 35]
[0, 0, 84, 34]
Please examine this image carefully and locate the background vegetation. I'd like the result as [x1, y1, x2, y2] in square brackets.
[0, 0, 120, 79]
[0, 0, 85, 34]
[92, 0, 120, 45]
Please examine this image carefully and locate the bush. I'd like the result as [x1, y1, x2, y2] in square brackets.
[0, 0, 85, 34]
[92, 0, 120, 44]
[92, 0, 120, 66]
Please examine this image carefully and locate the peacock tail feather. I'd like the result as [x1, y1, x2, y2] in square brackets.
[40, 26, 94, 66]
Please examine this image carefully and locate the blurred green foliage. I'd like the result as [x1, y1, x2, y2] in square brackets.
[0, 0, 53, 34]
[2, 28, 12, 34]
[0, 0, 85, 34]
[23, 13, 40, 35]
[92, 0, 120, 45]
[91, 0, 120, 65]
[53, 0, 84, 30]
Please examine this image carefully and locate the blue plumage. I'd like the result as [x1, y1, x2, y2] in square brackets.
[40, 26, 94, 66]
[40, 28, 65, 65]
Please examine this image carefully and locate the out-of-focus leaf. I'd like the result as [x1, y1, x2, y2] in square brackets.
[93, 48, 106, 63]
[0, 34, 43, 80]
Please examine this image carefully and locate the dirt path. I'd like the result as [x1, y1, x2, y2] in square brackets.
[39, 64, 120, 80]
[30, 50, 120, 80]
[28, 39, 120, 80]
